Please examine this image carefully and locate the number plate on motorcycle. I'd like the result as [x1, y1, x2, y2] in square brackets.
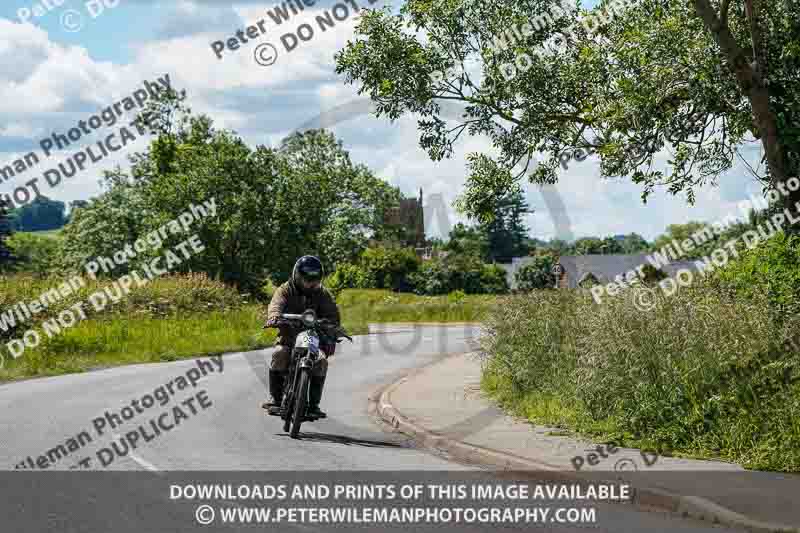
[307, 334, 319, 350]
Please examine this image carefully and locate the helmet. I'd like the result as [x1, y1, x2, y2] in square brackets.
[292, 255, 324, 291]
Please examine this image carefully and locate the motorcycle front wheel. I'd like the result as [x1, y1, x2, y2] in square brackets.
[290, 370, 310, 439]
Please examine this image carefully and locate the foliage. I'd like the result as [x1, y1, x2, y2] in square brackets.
[260, 277, 279, 302]
[7, 232, 61, 276]
[444, 223, 490, 260]
[56, 89, 403, 294]
[0, 197, 14, 272]
[409, 254, 509, 295]
[359, 247, 420, 289]
[480, 189, 531, 260]
[617, 233, 650, 254]
[572, 236, 623, 255]
[711, 231, 800, 316]
[447, 289, 467, 304]
[57, 175, 149, 278]
[640, 263, 667, 283]
[480, 263, 512, 294]
[325, 246, 419, 295]
[515, 255, 557, 290]
[9, 196, 66, 231]
[651, 214, 768, 259]
[334, 0, 800, 220]
[480, 286, 800, 472]
[334, 288, 497, 327]
[324, 262, 377, 297]
[0, 286, 494, 382]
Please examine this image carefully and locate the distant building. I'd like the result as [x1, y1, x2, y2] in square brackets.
[500, 254, 700, 290]
[382, 188, 426, 250]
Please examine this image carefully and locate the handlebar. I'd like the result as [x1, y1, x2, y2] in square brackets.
[264, 310, 352, 342]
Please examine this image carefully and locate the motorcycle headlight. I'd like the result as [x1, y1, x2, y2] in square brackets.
[301, 310, 316, 327]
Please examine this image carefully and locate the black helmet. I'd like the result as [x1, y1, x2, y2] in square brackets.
[292, 255, 324, 289]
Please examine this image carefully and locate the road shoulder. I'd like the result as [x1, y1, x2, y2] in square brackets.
[373, 351, 800, 533]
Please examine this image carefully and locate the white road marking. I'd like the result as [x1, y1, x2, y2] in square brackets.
[112, 433, 161, 473]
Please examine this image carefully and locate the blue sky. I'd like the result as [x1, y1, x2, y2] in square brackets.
[0, 0, 766, 241]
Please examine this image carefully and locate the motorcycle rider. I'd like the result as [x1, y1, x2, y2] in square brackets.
[262, 255, 340, 418]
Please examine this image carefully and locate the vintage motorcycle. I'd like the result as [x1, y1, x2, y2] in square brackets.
[269, 309, 352, 438]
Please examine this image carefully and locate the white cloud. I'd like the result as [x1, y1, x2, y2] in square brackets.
[0, 6, 767, 242]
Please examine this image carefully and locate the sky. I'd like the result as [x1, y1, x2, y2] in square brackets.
[0, 0, 769, 242]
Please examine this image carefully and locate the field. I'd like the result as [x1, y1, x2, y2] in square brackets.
[0, 276, 490, 382]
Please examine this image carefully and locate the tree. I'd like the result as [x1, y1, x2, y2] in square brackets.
[7, 232, 60, 276]
[617, 233, 650, 254]
[58, 174, 149, 278]
[59, 89, 405, 293]
[9, 196, 66, 231]
[335, 1, 800, 221]
[480, 189, 531, 260]
[444, 222, 490, 260]
[515, 255, 557, 290]
[651, 221, 717, 259]
[0, 197, 14, 271]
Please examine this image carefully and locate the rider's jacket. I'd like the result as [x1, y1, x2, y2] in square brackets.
[266, 280, 340, 346]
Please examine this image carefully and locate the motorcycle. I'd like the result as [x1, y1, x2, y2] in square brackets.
[267, 309, 352, 438]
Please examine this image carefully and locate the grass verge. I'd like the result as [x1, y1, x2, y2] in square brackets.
[0, 282, 490, 382]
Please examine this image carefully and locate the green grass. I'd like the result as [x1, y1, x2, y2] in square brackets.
[0, 306, 275, 381]
[478, 287, 800, 472]
[0, 284, 492, 383]
[21, 229, 63, 238]
[336, 289, 497, 324]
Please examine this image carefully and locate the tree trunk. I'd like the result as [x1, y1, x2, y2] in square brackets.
[691, 0, 799, 220]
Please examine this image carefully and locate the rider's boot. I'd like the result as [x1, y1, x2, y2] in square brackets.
[307, 375, 327, 419]
[263, 370, 285, 415]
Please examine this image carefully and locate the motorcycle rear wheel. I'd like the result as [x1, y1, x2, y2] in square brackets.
[290, 370, 310, 439]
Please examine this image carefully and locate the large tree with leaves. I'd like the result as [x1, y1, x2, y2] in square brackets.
[335, 0, 800, 220]
[60, 88, 403, 291]
[480, 188, 531, 260]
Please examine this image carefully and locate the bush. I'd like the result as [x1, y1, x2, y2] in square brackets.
[515, 255, 556, 290]
[409, 255, 509, 295]
[325, 263, 377, 296]
[710, 231, 800, 316]
[359, 247, 420, 289]
[480, 264, 510, 294]
[7, 232, 61, 276]
[325, 247, 419, 295]
[260, 277, 279, 302]
[447, 289, 467, 304]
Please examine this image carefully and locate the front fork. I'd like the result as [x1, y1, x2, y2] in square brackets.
[282, 349, 317, 417]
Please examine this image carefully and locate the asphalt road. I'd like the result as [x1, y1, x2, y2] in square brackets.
[0, 325, 736, 532]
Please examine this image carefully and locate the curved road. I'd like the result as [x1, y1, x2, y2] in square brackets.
[0, 325, 735, 532]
